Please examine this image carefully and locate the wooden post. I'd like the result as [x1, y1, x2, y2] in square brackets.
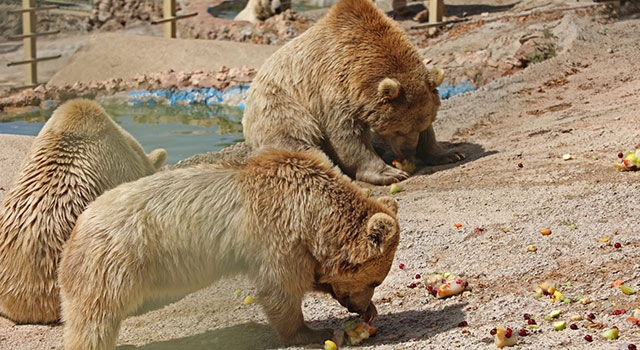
[163, 0, 176, 38]
[22, 0, 37, 86]
[428, 0, 444, 35]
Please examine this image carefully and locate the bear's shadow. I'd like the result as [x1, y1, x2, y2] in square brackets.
[377, 141, 496, 178]
[414, 141, 497, 176]
[121, 303, 467, 349]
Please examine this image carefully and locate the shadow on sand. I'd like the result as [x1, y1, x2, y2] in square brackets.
[120, 303, 467, 349]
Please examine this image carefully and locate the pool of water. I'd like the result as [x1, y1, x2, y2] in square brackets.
[0, 103, 244, 165]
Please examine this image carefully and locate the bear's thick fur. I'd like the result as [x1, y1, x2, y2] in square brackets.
[59, 149, 400, 349]
[0, 99, 167, 324]
[242, 0, 464, 186]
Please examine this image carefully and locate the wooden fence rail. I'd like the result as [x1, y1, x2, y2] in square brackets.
[151, 0, 198, 38]
[7, 0, 61, 88]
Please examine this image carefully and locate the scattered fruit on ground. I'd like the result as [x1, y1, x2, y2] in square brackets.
[620, 284, 636, 295]
[242, 295, 254, 305]
[601, 327, 619, 340]
[612, 279, 624, 287]
[494, 326, 517, 348]
[423, 272, 468, 298]
[341, 317, 376, 345]
[553, 321, 567, 331]
[389, 183, 403, 194]
[324, 339, 338, 350]
[614, 149, 640, 171]
[392, 159, 416, 174]
[540, 228, 552, 235]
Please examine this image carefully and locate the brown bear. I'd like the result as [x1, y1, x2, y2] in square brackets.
[242, 0, 464, 186]
[0, 99, 167, 325]
[58, 148, 400, 350]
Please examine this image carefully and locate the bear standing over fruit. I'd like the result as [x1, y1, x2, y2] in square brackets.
[59, 149, 400, 349]
[0, 99, 167, 324]
[242, 0, 464, 185]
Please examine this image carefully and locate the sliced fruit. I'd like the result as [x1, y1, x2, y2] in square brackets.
[341, 317, 376, 345]
[620, 285, 636, 295]
[553, 321, 567, 331]
[494, 326, 517, 348]
[602, 327, 619, 340]
[389, 183, 403, 194]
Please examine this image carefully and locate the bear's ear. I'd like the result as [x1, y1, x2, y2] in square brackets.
[148, 148, 168, 170]
[378, 78, 401, 101]
[377, 196, 398, 215]
[365, 213, 399, 256]
[428, 68, 444, 88]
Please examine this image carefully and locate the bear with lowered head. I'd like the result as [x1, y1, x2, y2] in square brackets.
[59, 149, 399, 349]
[0, 99, 166, 324]
[242, 0, 464, 186]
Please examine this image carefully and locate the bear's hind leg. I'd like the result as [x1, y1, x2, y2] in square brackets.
[61, 304, 122, 350]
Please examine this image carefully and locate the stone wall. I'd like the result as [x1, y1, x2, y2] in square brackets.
[1, 5, 90, 41]
[89, 0, 163, 30]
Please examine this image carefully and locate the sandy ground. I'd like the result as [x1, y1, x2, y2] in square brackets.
[1, 1, 640, 349]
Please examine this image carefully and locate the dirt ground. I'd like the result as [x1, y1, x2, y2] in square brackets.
[1, 0, 640, 349]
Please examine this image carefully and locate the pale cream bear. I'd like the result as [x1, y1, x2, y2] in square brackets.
[59, 149, 400, 349]
[234, 0, 289, 23]
[0, 99, 166, 324]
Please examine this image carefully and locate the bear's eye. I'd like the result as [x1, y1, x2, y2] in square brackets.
[369, 281, 382, 288]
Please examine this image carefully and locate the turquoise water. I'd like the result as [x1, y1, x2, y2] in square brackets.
[0, 104, 244, 165]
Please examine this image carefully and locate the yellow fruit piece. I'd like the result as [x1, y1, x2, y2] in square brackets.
[324, 340, 338, 350]
[600, 237, 609, 242]
[602, 327, 619, 340]
[234, 289, 242, 296]
[526, 244, 537, 252]
[540, 228, 552, 235]
[551, 290, 564, 303]
[389, 183, 403, 194]
[620, 284, 636, 295]
[242, 295, 254, 305]
[494, 326, 518, 348]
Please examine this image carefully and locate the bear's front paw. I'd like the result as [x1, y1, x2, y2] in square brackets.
[421, 149, 465, 166]
[356, 165, 408, 185]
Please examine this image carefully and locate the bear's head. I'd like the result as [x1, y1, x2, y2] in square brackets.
[314, 196, 399, 320]
[371, 68, 445, 160]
